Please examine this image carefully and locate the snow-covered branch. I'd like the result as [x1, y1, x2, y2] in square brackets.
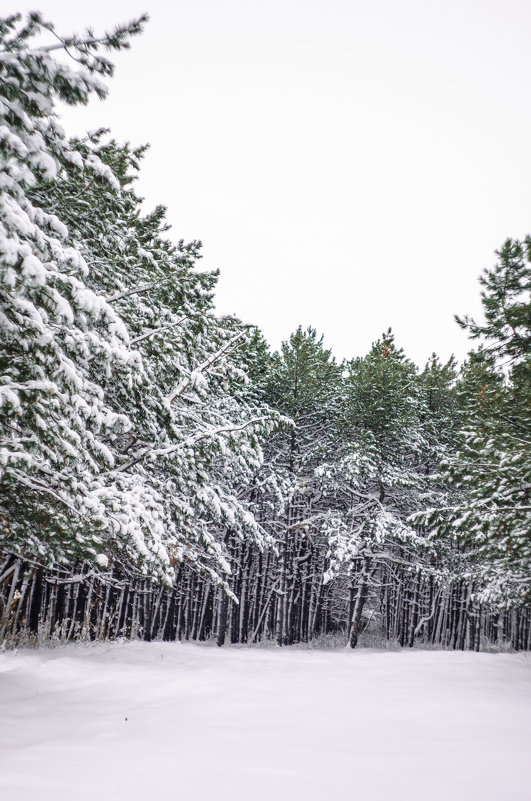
[130, 317, 185, 346]
[166, 331, 246, 404]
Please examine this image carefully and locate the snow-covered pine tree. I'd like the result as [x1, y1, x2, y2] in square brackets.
[0, 12, 148, 571]
[28, 130, 278, 588]
[261, 326, 342, 644]
[322, 331, 434, 646]
[0, 14, 277, 594]
[417, 353, 460, 465]
[421, 238, 530, 609]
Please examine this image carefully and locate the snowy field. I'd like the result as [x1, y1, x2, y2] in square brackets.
[0, 643, 529, 801]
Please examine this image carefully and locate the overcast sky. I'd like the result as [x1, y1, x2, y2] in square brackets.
[15, 0, 531, 365]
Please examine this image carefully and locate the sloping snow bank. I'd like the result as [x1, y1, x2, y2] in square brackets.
[0, 642, 529, 801]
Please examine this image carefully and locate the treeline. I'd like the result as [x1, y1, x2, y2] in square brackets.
[0, 13, 529, 650]
[1, 551, 530, 651]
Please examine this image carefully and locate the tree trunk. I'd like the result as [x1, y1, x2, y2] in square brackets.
[349, 556, 371, 649]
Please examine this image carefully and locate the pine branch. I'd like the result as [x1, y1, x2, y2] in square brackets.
[166, 331, 246, 404]
[130, 317, 185, 346]
[106, 276, 172, 304]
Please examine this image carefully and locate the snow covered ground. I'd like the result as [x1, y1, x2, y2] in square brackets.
[0, 642, 529, 801]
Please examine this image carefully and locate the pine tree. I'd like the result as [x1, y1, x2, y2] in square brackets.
[456, 237, 531, 364]
[0, 14, 277, 589]
[323, 331, 433, 646]
[262, 327, 342, 644]
[424, 239, 531, 606]
[0, 13, 147, 569]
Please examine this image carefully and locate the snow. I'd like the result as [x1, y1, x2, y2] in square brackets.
[0, 643, 529, 801]
[64, 150, 84, 170]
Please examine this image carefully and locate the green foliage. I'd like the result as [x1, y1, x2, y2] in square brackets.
[422, 242, 531, 605]
[456, 237, 531, 365]
[342, 329, 419, 451]
[418, 354, 459, 453]
[266, 326, 340, 419]
[0, 13, 277, 587]
[1, 11, 528, 619]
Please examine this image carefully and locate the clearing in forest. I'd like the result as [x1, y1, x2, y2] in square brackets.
[0, 642, 529, 801]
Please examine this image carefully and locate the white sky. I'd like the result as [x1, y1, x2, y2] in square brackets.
[14, 0, 531, 366]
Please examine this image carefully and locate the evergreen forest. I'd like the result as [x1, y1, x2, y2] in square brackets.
[1, 13, 530, 652]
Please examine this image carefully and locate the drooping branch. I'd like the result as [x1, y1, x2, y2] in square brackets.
[106, 275, 171, 304]
[130, 317, 185, 346]
[166, 331, 246, 404]
[114, 416, 268, 473]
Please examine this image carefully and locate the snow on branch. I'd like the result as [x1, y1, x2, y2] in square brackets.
[166, 331, 246, 404]
[130, 317, 186, 346]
